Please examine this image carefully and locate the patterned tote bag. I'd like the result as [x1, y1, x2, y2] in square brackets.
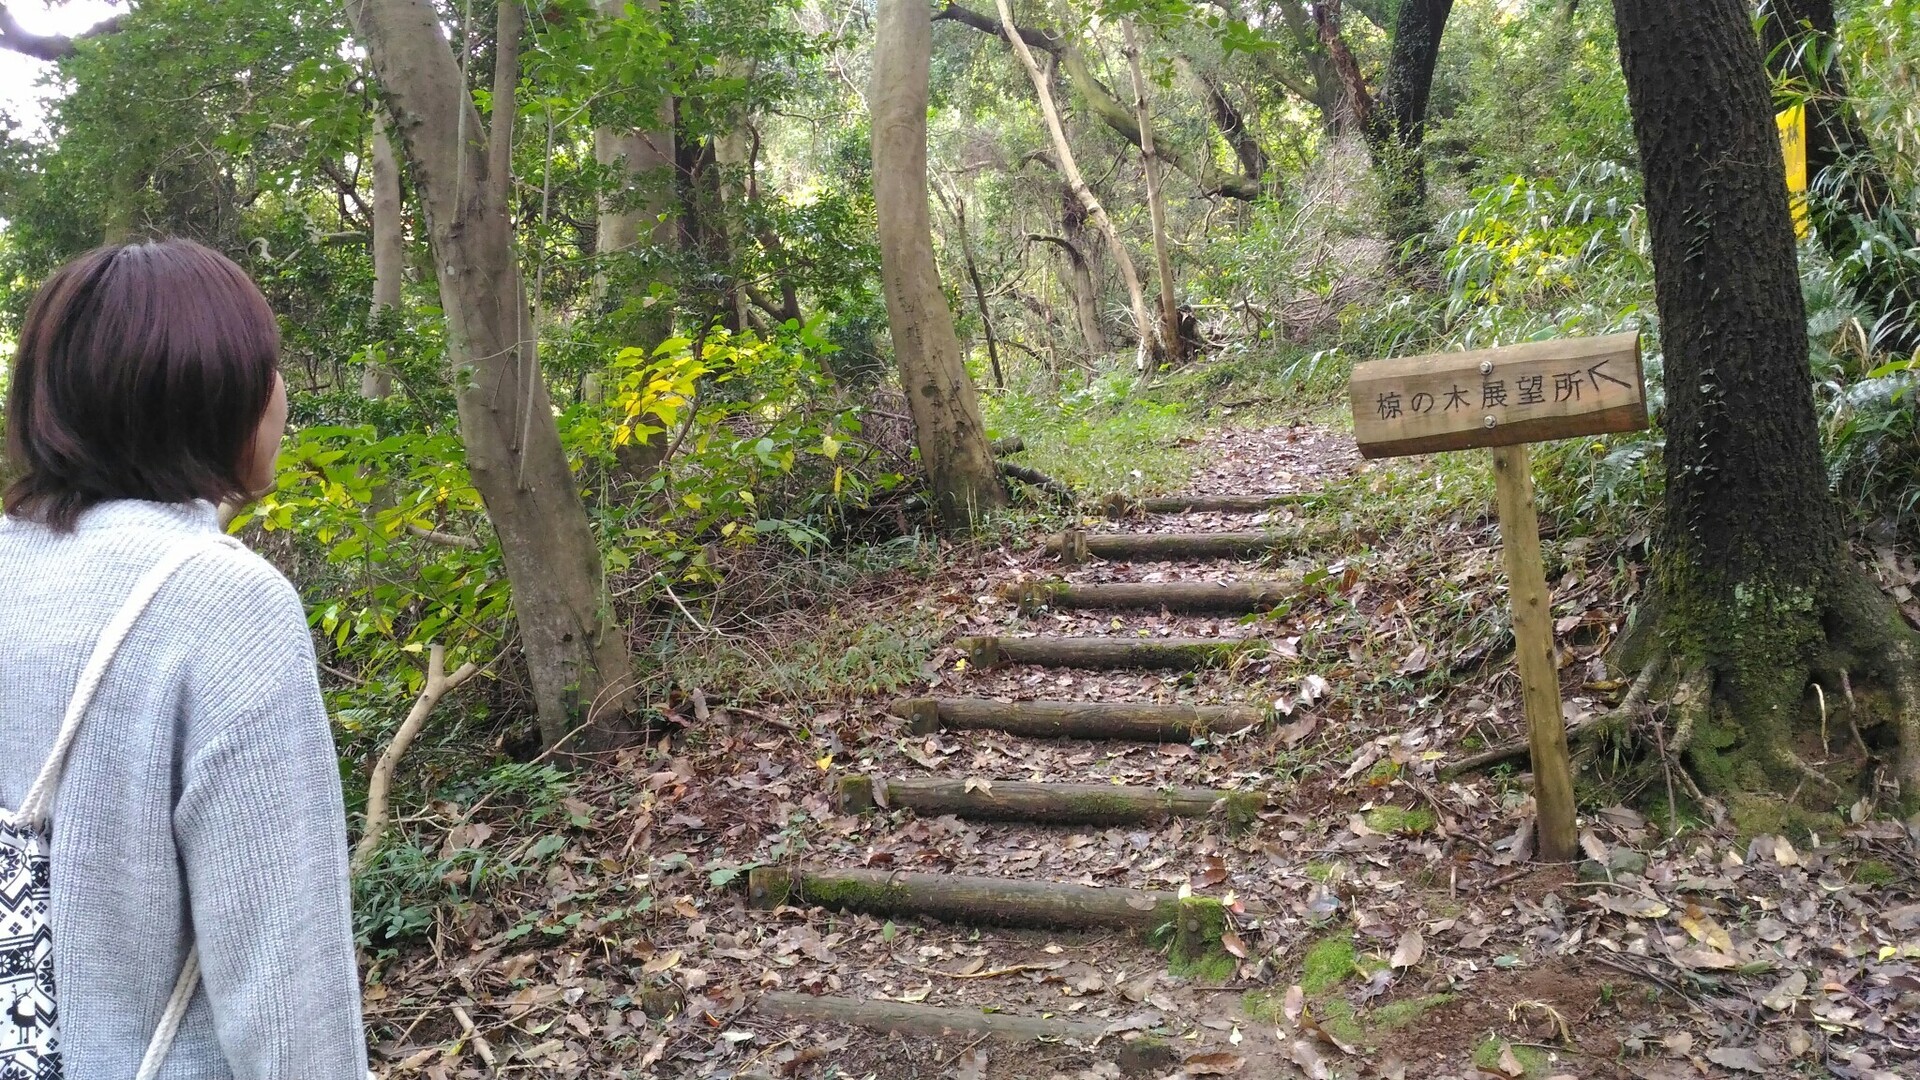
[0, 535, 239, 1080]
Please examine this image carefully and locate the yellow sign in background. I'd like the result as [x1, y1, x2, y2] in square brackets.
[1778, 104, 1810, 238]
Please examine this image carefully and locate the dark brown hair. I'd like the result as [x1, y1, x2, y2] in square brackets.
[4, 239, 280, 529]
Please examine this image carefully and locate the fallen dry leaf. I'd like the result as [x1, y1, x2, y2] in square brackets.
[1706, 1046, 1770, 1073]
[1182, 1052, 1246, 1075]
[1390, 928, 1425, 970]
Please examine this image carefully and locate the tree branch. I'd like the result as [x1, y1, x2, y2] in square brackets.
[351, 644, 484, 874]
[0, 2, 125, 60]
[940, 0, 1261, 200]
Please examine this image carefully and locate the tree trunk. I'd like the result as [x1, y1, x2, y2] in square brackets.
[996, 0, 1154, 373]
[1759, 0, 1920, 357]
[1610, 0, 1920, 791]
[870, 0, 1007, 528]
[1030, 234, 1105, 358]
[936, 182, 1005, 389]
[1123, 18, 1183, 368]
[593, 0, 676, 353]
[1371, 0, 1454, 221]
[348, 0, 636, 751]
[1175, 55, 1268, 183]
[363, 112, 404, 399]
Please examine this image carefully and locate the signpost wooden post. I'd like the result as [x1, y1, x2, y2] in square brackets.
[1349, 332, 1647, 862]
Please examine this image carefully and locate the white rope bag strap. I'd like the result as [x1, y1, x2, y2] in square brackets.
[14, 532, 242, 1080]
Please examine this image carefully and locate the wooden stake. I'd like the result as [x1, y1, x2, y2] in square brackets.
[1489, 444, 1577, 862]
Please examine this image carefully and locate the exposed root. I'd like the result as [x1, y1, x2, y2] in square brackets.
[1774, 745, 1842, 792]
[1668, 664, 1711, 755]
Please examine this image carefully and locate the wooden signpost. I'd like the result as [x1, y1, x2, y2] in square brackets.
[1349, 332, 1647, 863]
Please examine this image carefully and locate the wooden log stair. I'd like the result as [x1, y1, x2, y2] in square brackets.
[752, 488, 1316, 1063]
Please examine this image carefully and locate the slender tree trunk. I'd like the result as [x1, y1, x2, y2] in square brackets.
[1123, 18, 1182, 367]
[996, 0, 1153, 373]
[364, 112, 403, 399]
[1608, 0, 1912, 791]
[937, 183, 1005, 389]
[871, 0, 1007, 528]
[1760, 0, 1920, 357]
[593, 0, 676, 353]
[935, 3, 1263, 199]
[348, 0, 637, 751]
[1030, 233, 1105, 358]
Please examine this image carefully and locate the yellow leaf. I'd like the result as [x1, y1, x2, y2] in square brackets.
[815, 755, 834, 771]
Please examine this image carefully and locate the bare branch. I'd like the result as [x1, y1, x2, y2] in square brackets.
[0, 3, 125, 60]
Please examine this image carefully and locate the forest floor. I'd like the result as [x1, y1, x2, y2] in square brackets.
[362, 418, 1920, 1080]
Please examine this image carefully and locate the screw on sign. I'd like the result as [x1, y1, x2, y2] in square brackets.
[1348, 332, 1647, 862]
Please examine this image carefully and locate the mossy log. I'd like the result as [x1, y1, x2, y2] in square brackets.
[1098, 493, 1317, 516]
[891, 697, 1269, 741]
[758, 992, 1108, 1043]
[1047, 529, 1297, 564]
[957, 634, 1271, 670]
[748, 866, 1190, 930]
[1001, 578, 1299, 613]
[837, 774, 1264, 830]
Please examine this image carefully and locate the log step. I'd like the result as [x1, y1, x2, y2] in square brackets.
[1047, 529, 1299, 564]
[837, 775, 1264, 830]
[957, 634, 1271, 671]
[892, 696, 1269, 742]
[1099, 492, 1318, 516]
[758, 992, 1108, 1044]
[1002, 578, 1299, 613]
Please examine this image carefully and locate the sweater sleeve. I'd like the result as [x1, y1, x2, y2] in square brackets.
[172, 558, 368, 1080]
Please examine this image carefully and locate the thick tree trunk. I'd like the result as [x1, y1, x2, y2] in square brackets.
[1123, 18, 1183, 368]
[996, 0, 1154, 373]
[1612, 0, 1856, 789]
[348, 0, 636, 751]
[1371, 0, 1454, 219]
[1760, 0, 1920, 357]
[593, 0, 676, 353]
[870, 0, 1007, 528]
[363, 113, 404, 399]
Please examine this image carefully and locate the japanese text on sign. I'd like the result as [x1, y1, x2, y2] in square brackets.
[1349, 332, 1647, 459]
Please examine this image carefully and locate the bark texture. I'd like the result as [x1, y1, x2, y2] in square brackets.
[1612, 0, 1854, 789]
[870, 0, 1007, 527]
[348, 0, 636, 750]
[363, 114, 404, 399]
[1760, 0, 1920, 357]
[593, 0, 677, 352]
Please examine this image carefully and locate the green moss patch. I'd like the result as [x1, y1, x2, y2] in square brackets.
[1371, 993, 1453, 1030]
[1853, 859, 1900, 886]
[1166, 897, 1235, 981]
[1474, 1037, 1551, 1078]
[1364, 805, 1437, 836]
[1301, 936, 1359, 994]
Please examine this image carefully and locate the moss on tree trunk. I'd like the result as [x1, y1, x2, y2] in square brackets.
[1610, 0, 1920, 799]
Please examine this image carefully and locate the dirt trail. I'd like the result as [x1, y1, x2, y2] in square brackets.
[365, 423, 1920, 1080]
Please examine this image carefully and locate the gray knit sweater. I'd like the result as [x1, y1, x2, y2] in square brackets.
[0, 500, 366, 1079]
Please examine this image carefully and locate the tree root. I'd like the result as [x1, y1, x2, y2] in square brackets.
[1441, 649, 1665, 779]
[1667, 664, 1710, 755]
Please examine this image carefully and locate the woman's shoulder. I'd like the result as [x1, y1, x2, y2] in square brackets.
[172, 537, 307, 626]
